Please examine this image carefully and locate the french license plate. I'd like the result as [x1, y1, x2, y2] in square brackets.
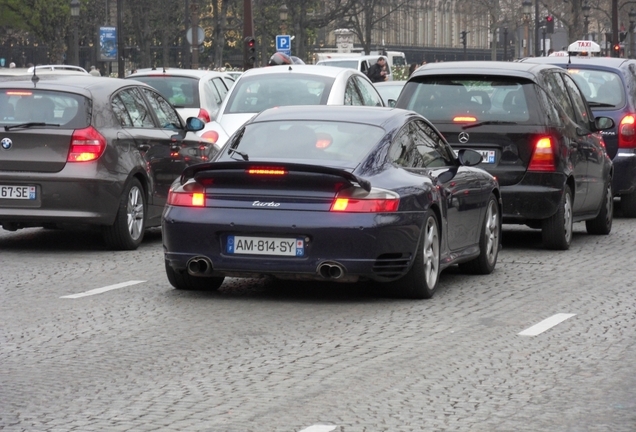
[455, 149, 496, 164]
[0, 185, 36, 200]
[226, 235, 305, 256]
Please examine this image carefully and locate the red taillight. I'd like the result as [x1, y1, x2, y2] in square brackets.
[330, 188, 400, 213]
[247, 167, 287, 175]
[528, 136, 555, 172]
[618, 115, 636, 148]
[198, 108, 211, 123]
[200, 130, 219, 144]
[67, 126, 107, 162]
[167, 189, 205, 207]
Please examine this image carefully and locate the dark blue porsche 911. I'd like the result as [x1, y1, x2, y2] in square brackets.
[162, 106, 501, 299]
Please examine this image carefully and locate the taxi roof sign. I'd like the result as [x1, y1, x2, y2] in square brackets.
[567, 40, 600, 53]
[548, 51, 569, 57]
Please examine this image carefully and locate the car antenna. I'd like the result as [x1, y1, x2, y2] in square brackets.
[163, 66, 166, 73]
[288, 66, 292, 71]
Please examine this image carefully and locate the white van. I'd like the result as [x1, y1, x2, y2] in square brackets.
[316, 55, 393, 81]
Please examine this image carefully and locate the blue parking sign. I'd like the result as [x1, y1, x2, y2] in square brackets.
[276, 35, 291, 56]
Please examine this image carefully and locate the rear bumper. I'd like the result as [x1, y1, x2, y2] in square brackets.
[500, 172, 566, 222]
[611, 150, 636, 196]
[0, 168, 123, 228]
[162, 206, 423, 282]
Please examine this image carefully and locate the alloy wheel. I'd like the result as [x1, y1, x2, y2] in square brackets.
[423, 217, 440, 288]
[485, 200, 499, 265]
[126, 186, 144, 241]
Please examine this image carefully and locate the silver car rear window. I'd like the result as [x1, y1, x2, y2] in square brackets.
[225, 74, 334, 114]
[132, 76, 201, 108]
[567, 69, 625, 107]
[0, 89, 89, 128]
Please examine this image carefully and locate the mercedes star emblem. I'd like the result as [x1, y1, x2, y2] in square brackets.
[458, 132, 470, 144]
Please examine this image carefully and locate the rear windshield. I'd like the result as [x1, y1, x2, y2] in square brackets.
[567, 69, 625, 107]
[0, 89, 89, 128]
[132, 76, 200, 108]
[400, 77, 536, 123]
[222, 120, 385, 166]
[224, 74, 334, 114]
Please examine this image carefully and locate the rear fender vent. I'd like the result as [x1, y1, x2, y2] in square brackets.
[373, 253, 412, 278]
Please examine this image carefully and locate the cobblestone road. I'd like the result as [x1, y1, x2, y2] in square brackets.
[1, 214, 635, 431]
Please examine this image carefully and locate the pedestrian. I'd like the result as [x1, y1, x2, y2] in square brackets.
[367, 56, 388, 83]
[89, 65, 101, 76]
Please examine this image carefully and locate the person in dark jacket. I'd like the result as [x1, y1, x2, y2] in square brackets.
[367, 57, 388, 83]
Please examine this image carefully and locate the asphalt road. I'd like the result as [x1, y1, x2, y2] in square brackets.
[1, 212, 635, 431]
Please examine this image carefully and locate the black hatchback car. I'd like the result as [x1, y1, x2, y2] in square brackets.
[396, 61, 615, 250]
[0, 74, 213, 250]
[520, 57, 636, 217]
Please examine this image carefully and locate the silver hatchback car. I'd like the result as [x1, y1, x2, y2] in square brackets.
[127, 68, 235, 123]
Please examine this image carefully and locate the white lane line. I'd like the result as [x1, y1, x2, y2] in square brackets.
[518, 313, 576, 336]
[60, 280, 146, 299]
[298, 426, 338, 432]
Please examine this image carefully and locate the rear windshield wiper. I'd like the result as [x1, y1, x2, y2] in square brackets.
[462, 120, 518, 130]
[228, 147, 249, 161]
[4, 122, 60, 131]
[586, 102, 615, 108]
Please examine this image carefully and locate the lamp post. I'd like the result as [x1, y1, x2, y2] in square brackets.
[582, 0, 591, 39]
[279, 4, 288, 34]
[70, 0, 80, 66]
[504, 27, 508, 61]
[630, 7, 636, 58]
[523, 0, 532, 57]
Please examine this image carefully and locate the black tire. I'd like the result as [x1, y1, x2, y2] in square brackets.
[459, 194, 500, 274]
[165, 261, 224, 291]
[393, 210, 441, 299]
[621, 191, 636, 218]
[586, 182, 613, 235]
[542, 185, 573, 250]
[103, 178, 146, 250]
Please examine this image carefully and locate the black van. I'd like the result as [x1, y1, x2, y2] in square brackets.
[520, 57, 636, 218]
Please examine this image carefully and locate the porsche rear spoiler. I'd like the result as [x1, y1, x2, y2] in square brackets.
[181, 161, 371, 192]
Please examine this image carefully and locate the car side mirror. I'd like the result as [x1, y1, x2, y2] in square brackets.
[387, 99, 396, 108]
[457, 148, 482, 166]
[185, 117, 205, 132]
[593, 116, 615, 131]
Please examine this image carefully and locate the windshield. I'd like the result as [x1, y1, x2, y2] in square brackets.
[224, 74, 334, 114]
[567, 69, 625, 107]
[0, 89, 89, 128]
[132, 76, 201, 108]
[400, 77, 535, 123]
[220, 120, 385, 165]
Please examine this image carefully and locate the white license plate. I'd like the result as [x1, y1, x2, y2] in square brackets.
[455, 149, 496, 164]
[226, 236, 305, 256]
[0, 185, 36, 200]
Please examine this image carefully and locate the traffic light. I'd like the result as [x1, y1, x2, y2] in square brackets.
[460, 30, 467, 48]
[614, 44, 621, 55]
[244, 36, 256, 69]
[546, 16, 554, 34]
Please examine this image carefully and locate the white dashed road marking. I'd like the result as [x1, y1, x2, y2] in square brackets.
[518, 313, 576, 336]
[298, 426, 338, 432]
[60, 280, 146, 299]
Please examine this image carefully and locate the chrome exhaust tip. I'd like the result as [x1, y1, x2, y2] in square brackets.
[317, 262, 346, 280]
[187, 257, 213, 275]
